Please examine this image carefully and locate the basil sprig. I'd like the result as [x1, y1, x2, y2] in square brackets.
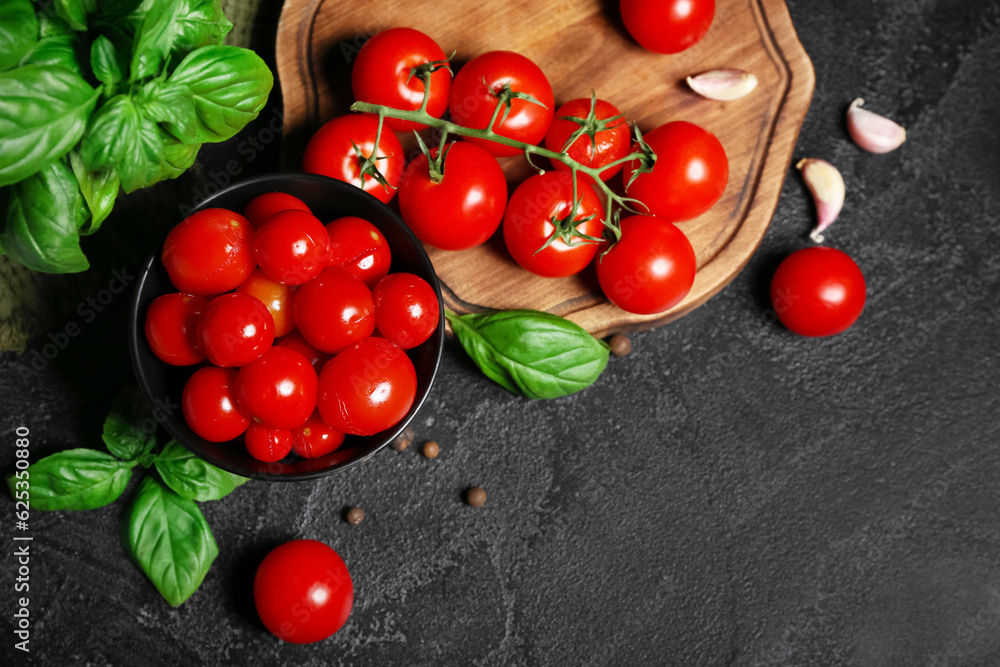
[0, 0, 272, 273]
[446, 309, 610, 400]
[5, 385, 249, 607]
[123, 476, 219, 607]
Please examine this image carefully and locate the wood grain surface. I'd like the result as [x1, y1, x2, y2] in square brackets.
[276, 0, 815, 336]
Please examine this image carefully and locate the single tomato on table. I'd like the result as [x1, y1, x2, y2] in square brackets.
[770, 246, 866, 337]
[544, 96, 631, 181]
[596, 215, 696, 315]
[448, 50, 554, 157]
[351, 27, 452, 132]
[254, 539, 353, 644]
[302, 114, 404, 203]
[620, 0, 715, 54]
[502, 171, 605, 278]
[624, 120, 728, 222]
[398, 141, 507, 250]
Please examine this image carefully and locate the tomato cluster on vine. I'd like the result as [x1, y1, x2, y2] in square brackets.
[302, 21, 730, 316]
[145, 193, 440, 461]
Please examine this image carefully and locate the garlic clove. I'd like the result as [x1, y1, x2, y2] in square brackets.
[847, 98, 907, 154]
[797, 158, 845, 243]
[686, 69, 758, 101]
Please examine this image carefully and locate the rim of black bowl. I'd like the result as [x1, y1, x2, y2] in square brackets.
[128, 173, 444, 482]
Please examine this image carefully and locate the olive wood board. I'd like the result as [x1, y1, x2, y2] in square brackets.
[275, 0, 815, 337]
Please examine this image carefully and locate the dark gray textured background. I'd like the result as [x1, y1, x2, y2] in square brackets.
[3, 0, 1000, 664]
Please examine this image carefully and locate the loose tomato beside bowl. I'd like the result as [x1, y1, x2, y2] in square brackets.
[129, 173, 444, 481]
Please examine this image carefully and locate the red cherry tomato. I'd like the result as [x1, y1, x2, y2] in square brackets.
[397, 142, 507, 250]
[243, 192, 311, 228]
[292, 410, 346, 458]
[351, 27, 452, 132]
[373, 273, 440, 350]
[596, 215, 697, 314]
[252, 209, 329, 286]
[502, 171, 605, 277]
[317, 337, 416, 436]
[161, 208, 256, 296]
[770, 246, 866, 337]
[235, 269, 297, 338]
[325, 216, 392, 289]
[196, 293, 274, 367]
[244, 422, 293, 463]
[448, 50, 554, 157]
[254, 540, 353, 644]
[302, 114, 404, 204]
[182, 366, 249, 442]
[235, 346, 317, 430]
[623, 121, 728, 222]
[544, 97, 631, 181]
[620, 0, 715, 54]
[294, 268, 375, 354]
[144, 293, 207, 366]
[277, 330, 332, 371]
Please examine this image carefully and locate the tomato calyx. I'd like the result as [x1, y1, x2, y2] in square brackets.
[487, 79, 548, 127]
[535, 183, 605, 256]
[412, 131, 452, 184]
[407, 53, 455, 113]
[351, 114, 397, 196]
[623, 124, 657, 191]
[556, 90, 627, 155]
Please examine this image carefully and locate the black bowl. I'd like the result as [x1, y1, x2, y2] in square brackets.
[129, 173, 443, 481]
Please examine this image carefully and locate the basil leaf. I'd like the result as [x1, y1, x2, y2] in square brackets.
[102, 386, 157, 464]
[138, 79, 198, 141]
[154, 439, 248, 502]
[130, 0, 232, 81]
[8, 448, 134, 511]
[54, 0, 96, 32]
[155, 132, 201, 183]
[37, 14, 73, 39]
[446, 309, 610, 400]
[123, 476, 218, 607]
[166, 45, 273, 143]
[18, 34, 82, 76]
[116, 110, 165, 193]
[0, 0, 38, 72]
[0, 65, 99, 187]
[90, 35, 125, 89]
[1, 160, 90, 273]
[69, 151, 118, 234]
[80, 94, 137, 170]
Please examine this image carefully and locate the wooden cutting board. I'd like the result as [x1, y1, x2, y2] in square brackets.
[275, 0, 814, 337]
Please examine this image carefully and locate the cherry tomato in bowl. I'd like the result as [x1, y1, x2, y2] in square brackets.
[129, 174, 444, 482]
